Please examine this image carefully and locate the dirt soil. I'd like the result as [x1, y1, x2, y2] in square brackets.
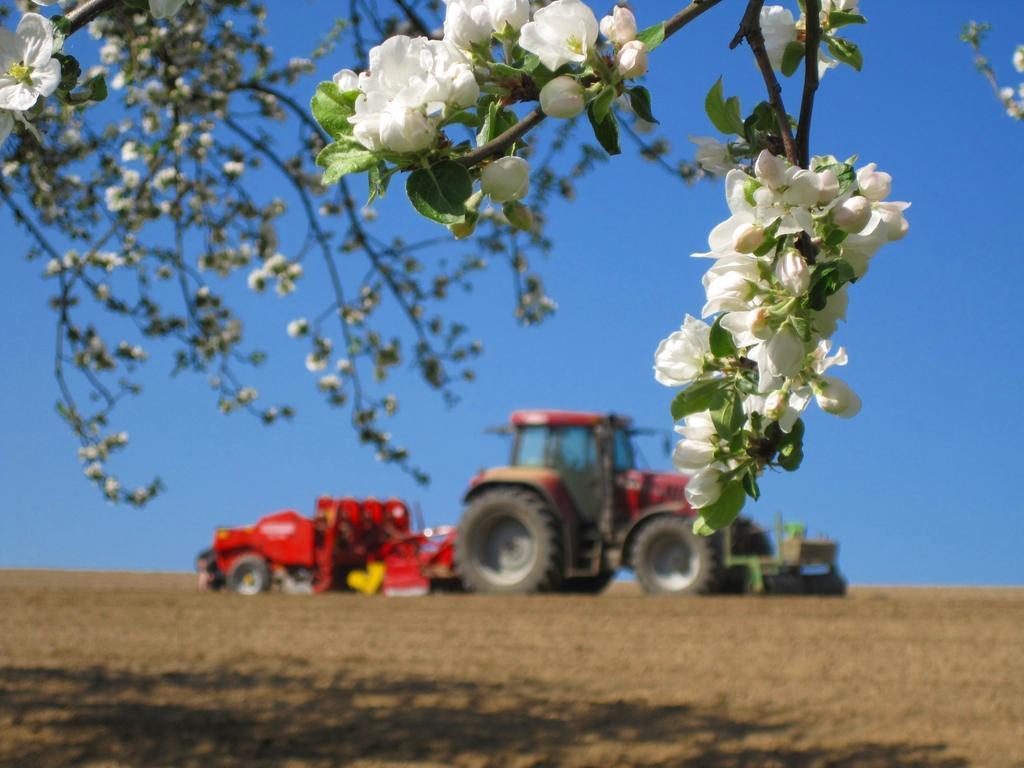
[1, 570, 1022, 768]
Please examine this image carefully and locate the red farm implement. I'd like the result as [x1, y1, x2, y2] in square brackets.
[197, 497, 457, 596]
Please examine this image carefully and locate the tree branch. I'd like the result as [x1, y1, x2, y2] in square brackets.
[729, 0, 798, 165]
[456, 108, 545, 167]
[65, 0, 119, 35]
[796, 0, 821, 167]
[458, 0, 727, 169]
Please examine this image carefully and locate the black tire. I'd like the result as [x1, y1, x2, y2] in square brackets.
[562, 570, 616, 594]
[630, 515, 719, 596]
[455, 487, 563, 594]
[226, 554, 271, 595]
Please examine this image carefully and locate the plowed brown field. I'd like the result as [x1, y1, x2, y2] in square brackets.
[1, 570, 1021, 768]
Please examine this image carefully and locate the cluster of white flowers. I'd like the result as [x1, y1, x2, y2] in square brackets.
[246, 253, 303, 296]
[318, 0, 657, 231]
[1, 0, 199, 145]
[761, 0, 864, 79]
[997, 45, 1024, 120]
[655, 149, 909, 529]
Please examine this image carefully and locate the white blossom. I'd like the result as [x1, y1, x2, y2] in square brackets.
[487, 0, 530, 32]
[0, 13, 61, 112]
[654, 315, 711, 387]
[759, 5, 797, 71]
[444, 0, 492, 50]
[684, 467, 723, 509]
[348, 36, 479, 154]
[518, 0, 599, 72]
[690, 136, 733, 176]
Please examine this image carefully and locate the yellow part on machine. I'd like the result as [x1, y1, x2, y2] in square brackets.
[347, 562, 385, 595]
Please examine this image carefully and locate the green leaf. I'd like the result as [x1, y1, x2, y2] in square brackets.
[591, 86, 616, 124]
[477, 101, 517, 146]
[670, 378, 725, 421]
[781, 41, 805, 77]
[627, 86, 657, 124]
[692, 481, 746, 535]
[316, 139, 378, 185]
[63, 73, 108, 105]
[311, 82, 358, 140]
[586, 103, 620, 155]
[367, 162, 391, 204]
[827, 36, 863, 71]
[709, 315, 738, 359]
[406, 160, 474, 225]
[776, 419, 804, 472]
[704, 78, 745, 136]
[828, 11, 867, 29]
[490, 63, 528, 80]
[710, 387, 745, 439]
[635, 22, 665, 51]
[445, 110, 481, 128]
[806, 259, 856, 311]
[742, 469, 761, 501]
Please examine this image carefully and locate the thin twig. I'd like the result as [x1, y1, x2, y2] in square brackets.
[665, 0, 727, 38]
[796, 0, 821, 167]
[456, 109, 545, 167]
[65, 0, 119, 35]
[730, 0, 799, 164]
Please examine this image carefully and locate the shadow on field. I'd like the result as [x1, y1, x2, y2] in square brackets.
[0, 665, 967, 768]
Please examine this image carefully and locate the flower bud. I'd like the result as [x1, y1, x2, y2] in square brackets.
[856, 162, 892, 201]
[732, 222, 765, 254]
[481, 156, 530, 202]
[755, 150, 787, 189]
[814, 375, 861, 418]
[502, 201, 535, 232]
[600, 6, 637, 45]
[332, 68, 358, 91]
[616, 40, 648, 79]
[449, 219, 477, 239]
[832, 195, 873, 233]
[539, 76, 585, 119]
[775, 249, 810, 295]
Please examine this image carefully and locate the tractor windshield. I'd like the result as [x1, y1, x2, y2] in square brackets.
[511, 425, 598, 471]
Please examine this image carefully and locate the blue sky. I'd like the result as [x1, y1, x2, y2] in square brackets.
[1, 1, 1022, 584]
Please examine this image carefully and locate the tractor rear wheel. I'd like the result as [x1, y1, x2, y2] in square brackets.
[455, 488, 563, 594]
[631, 516, 718, 596]
[226, 555, 271, 595]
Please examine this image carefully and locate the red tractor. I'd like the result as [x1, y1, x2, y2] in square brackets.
[198, 409, 844, 596]
[455, 409, 781, 595]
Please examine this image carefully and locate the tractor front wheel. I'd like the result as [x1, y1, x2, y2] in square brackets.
[455, 488, 563, 594]
[631, 516, 718, 596]
[226, 554, 271, 595]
